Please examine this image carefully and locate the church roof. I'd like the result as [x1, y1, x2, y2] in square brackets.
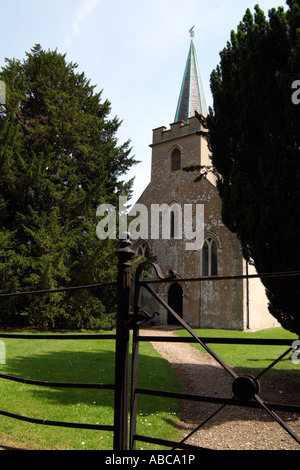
[174, 36, 207, 122]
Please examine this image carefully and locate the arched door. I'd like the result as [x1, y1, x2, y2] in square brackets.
[167, 283, 183, 325]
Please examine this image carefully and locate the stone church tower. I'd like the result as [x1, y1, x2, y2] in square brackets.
[131, 34, 278, 331]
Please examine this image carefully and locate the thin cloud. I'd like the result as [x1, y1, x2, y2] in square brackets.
[62, 0, 101, 48]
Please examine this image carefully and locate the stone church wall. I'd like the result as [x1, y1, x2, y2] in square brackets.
[132, 117, 278, 331]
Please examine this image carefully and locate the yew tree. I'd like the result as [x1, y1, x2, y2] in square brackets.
[206, 2, 300, 334]
[0, 45, 136, 329]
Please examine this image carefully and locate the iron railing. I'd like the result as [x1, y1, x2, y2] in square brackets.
[0, 236, 136, 451]
[129, 259, 300, 450]
[0, 234, 299, 450]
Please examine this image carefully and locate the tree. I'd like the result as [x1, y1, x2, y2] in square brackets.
[0, 45, 136, 329]
[205, 2, 300, 335]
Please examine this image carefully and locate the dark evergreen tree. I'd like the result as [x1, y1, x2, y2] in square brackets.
[0, 45, 136, 329]
[205, 1, 300, 334]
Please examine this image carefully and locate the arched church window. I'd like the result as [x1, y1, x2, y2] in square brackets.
[136, 241, 150, 258]
[202, 237, 218, 276]
[171, 148, 181, 171]
[170, 211, 175, 238]
[169, 203, 182, 239]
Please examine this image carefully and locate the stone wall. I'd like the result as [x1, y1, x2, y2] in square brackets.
[132, 117, 276, 331]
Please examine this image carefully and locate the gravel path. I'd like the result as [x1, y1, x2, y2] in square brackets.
[139, 328, 300, 450]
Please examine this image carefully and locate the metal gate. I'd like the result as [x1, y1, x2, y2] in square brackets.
[128, 248, 300, 450]
[0, 235, 299, 450]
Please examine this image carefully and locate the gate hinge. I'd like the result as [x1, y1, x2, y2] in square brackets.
[125, 308, 159, 328]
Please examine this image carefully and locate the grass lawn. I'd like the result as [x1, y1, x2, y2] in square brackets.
[174, 327, 299, 377]
[0, 327, 298, 450]
[0, 331, 182, 450]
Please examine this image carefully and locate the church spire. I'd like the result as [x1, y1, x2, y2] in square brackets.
[174, 28, 207, 122]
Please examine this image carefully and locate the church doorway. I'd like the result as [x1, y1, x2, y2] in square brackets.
[167, 283, 183, 325]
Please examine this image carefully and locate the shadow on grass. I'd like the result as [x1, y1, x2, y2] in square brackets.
[0, 348, 181, 415]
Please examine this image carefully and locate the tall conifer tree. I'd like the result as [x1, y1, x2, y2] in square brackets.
[206, 1, 300, 334]
[0, 45, 136, 329]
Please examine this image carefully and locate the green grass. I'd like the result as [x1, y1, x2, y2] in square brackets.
[0, 331, 182, 450]
[174, 327, 299, 377]
[0, 327, 298, 450]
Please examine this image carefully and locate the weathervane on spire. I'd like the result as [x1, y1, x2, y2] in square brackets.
[189, 26, 195, 38]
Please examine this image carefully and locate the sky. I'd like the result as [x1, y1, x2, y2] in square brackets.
[0, 0, 288, 206]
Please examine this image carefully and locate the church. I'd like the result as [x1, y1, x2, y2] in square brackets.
[130, 32, 279, 331]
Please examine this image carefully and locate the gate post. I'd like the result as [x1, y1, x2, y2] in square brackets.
[113, 233, 135, 451]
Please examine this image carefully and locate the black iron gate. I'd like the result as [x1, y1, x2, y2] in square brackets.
[129, 250, 300, 450]
[0, 235, 299, 450]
